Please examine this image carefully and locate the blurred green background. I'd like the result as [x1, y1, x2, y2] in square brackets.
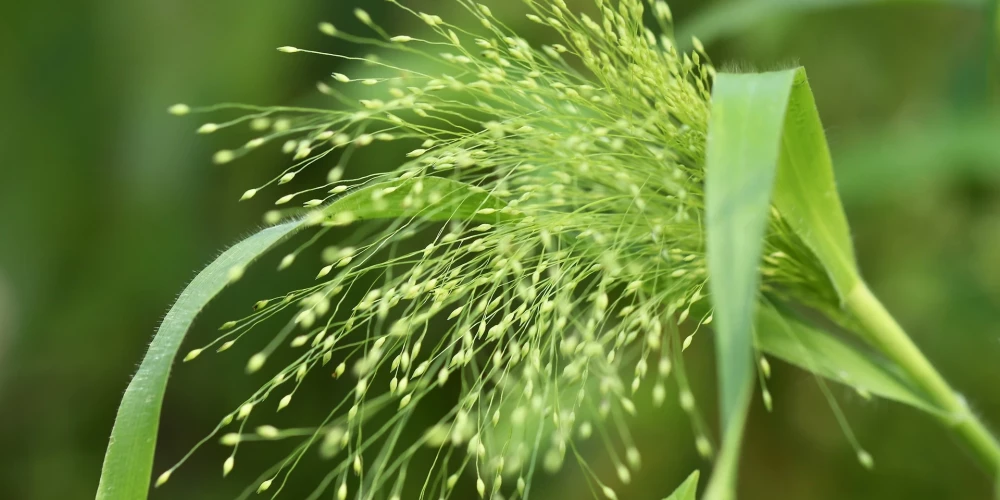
[1, 0, 998, 498]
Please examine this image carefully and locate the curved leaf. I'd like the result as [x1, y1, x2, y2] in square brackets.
[772, 70, 859, 297]
[96, 177, 507, 499]
[318, 176, 513, 224]
[96, 220, 299, 500]
[755, 305, 937, 413]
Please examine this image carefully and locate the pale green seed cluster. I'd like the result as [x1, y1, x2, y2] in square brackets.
[162, 0, 837, 498]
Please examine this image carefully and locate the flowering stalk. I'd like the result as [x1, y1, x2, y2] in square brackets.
[846, 283, 1000, 473]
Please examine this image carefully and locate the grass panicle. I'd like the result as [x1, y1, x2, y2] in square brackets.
[159, 0, 849, 497]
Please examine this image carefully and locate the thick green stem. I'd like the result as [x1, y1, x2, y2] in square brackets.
[846, 283, 1000, 474]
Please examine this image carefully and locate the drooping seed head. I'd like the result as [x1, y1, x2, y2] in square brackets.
[163, 1, 842, 498]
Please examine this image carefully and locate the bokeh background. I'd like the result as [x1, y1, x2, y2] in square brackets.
[2, 0, 998, 498]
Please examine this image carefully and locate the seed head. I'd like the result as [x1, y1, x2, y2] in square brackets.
[212, 150, 234, 164]
[197, 123, 218, 134]
[155, 470, 172, 487]
[165, 1, 843, 498]
[318, 22, 336, 36]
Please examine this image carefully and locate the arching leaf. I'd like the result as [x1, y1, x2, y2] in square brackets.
[96, 177, 508, 499]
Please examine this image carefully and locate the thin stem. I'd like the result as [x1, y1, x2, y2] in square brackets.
[846, 282, 1000, 474]
[702, 381, 752, 500]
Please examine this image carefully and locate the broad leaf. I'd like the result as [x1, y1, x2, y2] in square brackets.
[772, 70, 859, 297]
[96, 177, 506, 499]
[704, 69, 796, 499]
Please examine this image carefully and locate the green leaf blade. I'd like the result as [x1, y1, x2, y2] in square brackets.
[773, 71, 859, 297]
[706, 69, 797, 435]
[96, 177, 508, 499]
[705, 67, 865, 499]
[755, 305, 937, 413]
[323, 176, 513, 223]
[664, 470, 701, 500]
[96, 219, 300, 500]
[704, 68, 798, 500]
